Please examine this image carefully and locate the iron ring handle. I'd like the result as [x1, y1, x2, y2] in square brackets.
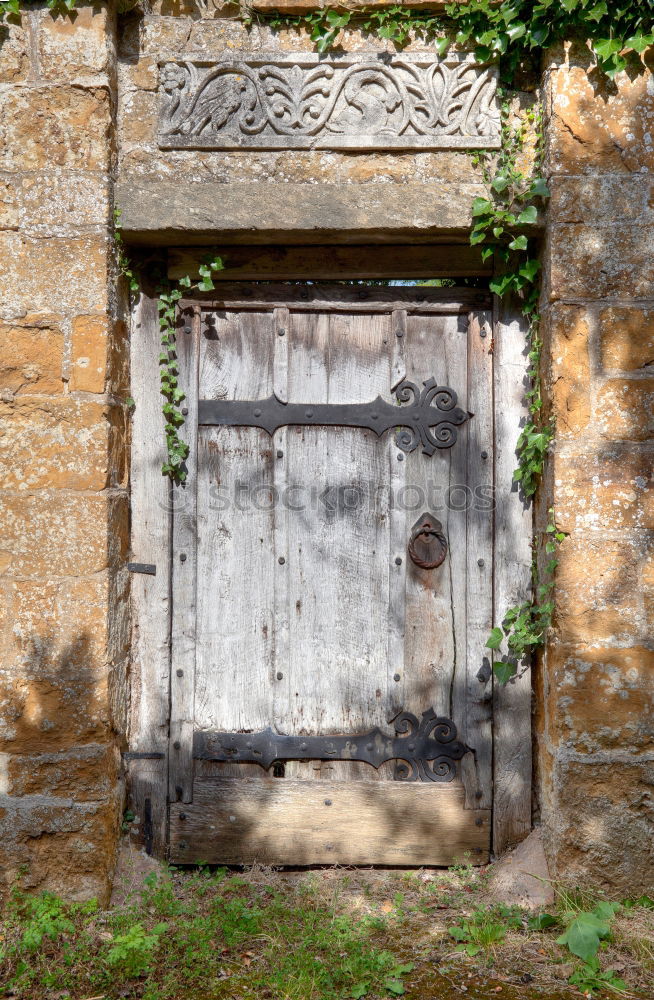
[408, 514, 448, 570]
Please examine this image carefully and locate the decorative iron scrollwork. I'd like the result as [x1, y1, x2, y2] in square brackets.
[198, 376, 471, 457]
[193, 708, 469, 783]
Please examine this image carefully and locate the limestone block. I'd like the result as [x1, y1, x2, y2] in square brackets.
[7, 743, 120, 801]
[542, 758, 654, 895]
[0, 315, 64, 397]
[0, 175, 19, 231]
[0, 790, 122, 904]
[0, 233, 109, 316]
[554, 533, 652, 646]
[547, 304, 591, 438]
[549, 175, 653, 225]
[487, 829, 554, 910]
[0, 491, 128, 579]
[548, 63, 654, 175]
[0, 575, 117, 750]
[0, 86, 111, 172]
[36, 5, 112, 83]
[0, 19, 29, 84]
[549, 223, 654, 300]
[20, 172, 110, 236]
[600, 306, 654, 373]
[115, 178, 491, 244]
[597, 378, 654, 442]
[544, 645, 654, 754]
[0, 398, 119, 491]
[553, 446, 654, 533]
[70, 315, 109, 393]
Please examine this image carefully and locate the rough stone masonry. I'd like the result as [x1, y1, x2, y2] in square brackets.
[0, 1, 652, 902]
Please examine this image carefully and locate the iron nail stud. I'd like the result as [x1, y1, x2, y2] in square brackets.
[481, 450, 488, 460]
[278, 556, 285, 565]
[277, 449, 284, 459]
[395, 328, 404, 338]
[324, 799, 332, 806]
[183, 326, 191, 334]
[173, 741, 181, 750]
[393, 673, 401, 682]
[480, 328, 487, 338]
[181, 407, 188, 416]
[276, 671, 283, 680]
[395, 557, 402, 566]
[277, 327, 286, 337]
[477, 558, 485, 568]
[179, 552, 187, 563]
[176, 669, 183, 678]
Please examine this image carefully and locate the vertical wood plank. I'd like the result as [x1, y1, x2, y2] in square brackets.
[387, 310, 407, 721]
[194, 310, 275, 750]
[403, 313, 463, 724]
[128, 288, 171, 854]
[169, 304, 200, 803]
[493, 296, 533, 852]
[461, 311, 494, 809]
[272, 308, 291, 734]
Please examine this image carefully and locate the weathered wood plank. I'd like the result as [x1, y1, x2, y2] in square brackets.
[170, 778, 490, 866]
[169, 305, 200, 804]
[127, 288, 171, 855]
[195, 311, 276, 752]
[460, 311, 494, 809]
[168, 245, 493, 282]
[182, 285, 491, 314]
[403, 312, 463, 726]
[492, 296, 533, 853]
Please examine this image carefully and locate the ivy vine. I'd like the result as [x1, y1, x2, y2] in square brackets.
[158, 256, 224, 483]
[262, 1, 654, 80]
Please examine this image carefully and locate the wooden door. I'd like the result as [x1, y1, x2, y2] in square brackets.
[162, 284, 498, 866]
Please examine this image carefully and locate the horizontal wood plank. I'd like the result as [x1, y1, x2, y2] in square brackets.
[168, 245, 492, 281]
[170, 777, 490, 866]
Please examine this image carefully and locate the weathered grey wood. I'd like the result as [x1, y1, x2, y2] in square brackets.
[128, 288, 171, 855]
[272, 308, 291, 739]
[492, 296, 533, 853]
[283, 309, 393, 782]
[168, 245, 493, 282]
[387, 310, 407, 721]
[170, 778, 490, 866]
[460, 312, 494, 809]
[169, 305, 200, 803]
[403, 312, 464, 728]
[182, 284, 491, 314]
[195, 310, 276, 759]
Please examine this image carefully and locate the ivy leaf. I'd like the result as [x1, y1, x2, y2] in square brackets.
[491, 174, 510, 193]
[520, 259, 541, 281]
[517, 205, 538, 225]
[486, 627, 504, 650]
[471, 197, 494, 217]
[509, 235, 529, 251]
[528, 178, 551, 198]
[494, 660, 517, 685]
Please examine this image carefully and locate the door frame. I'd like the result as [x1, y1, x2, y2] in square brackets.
[126, 246, 532, 861]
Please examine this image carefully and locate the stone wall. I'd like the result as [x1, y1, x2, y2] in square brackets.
[538, 46, 654, 893]
[0, 5, 126, 903]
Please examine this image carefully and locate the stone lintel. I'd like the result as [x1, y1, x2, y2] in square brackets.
[116, 179, 526, 246]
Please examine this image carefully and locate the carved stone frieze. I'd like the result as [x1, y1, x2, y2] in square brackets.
[158, 53, 501, 151]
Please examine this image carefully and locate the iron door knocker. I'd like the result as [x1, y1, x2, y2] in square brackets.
[408, 513, 448, 570]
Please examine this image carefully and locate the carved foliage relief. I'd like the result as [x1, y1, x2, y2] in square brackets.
[158, 54, 501, 151]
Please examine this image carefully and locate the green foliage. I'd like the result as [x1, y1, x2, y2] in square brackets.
[113, 207, 139, 294]
[568, 960, 628, 994]
[106, 921, 168, 977]
[448, 904, 522, 956]
[487, 509, 565, 683]
[263, 1, 654, 81]
[11, 893, 75, 953]
[158, 253, 224, 482]
[556, 902, 621, 964]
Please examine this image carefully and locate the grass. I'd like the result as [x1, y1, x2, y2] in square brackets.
[1, 860, 653, 999]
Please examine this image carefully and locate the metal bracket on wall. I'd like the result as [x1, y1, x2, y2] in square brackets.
[199, 377, 472, 457]
[193, 709, 470, 783]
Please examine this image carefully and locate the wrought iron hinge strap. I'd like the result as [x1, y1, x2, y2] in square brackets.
[193, 709, 470, 783]
[198, 377, 472, 457]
